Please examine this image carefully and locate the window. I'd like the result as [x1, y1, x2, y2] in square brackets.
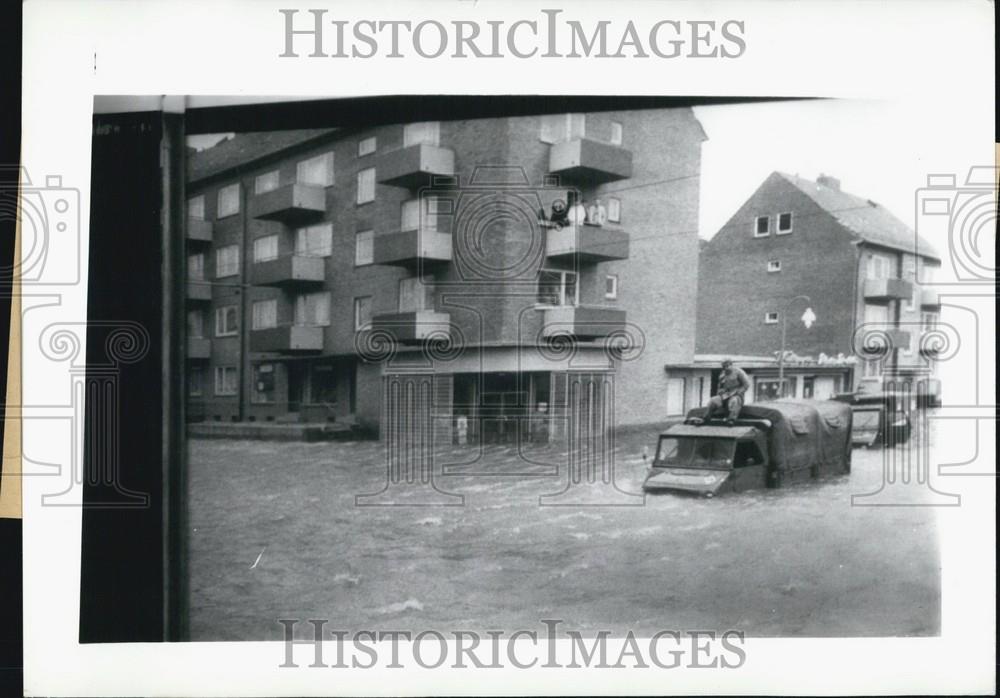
[921, 312, 938, 330]
[355, 229, 374, 266]
[537, 270, 578, 307]
[215, 244, 239, 278]
[777, 212, 793, 234]
[215, 305, 238, 337]
[187, 253, 205, 280]
[253, 235, 279, 263]
[354, 296, 373, 331]
[357, 167, 375, 204]
[403, 121, 440, 147]
[764, 312, 779, 324]
[187, 309, 204, 338]
[358, 136, 377, 157]
[607, 197, 621, 224]
[903, 264, 917, 310]
[188, 365, 204, 397]
[863, 303, 889, 326]
[217, 183, 240, 218]
[604, 274, 619, 300]
[295, 292, 331, 327]
[767, 260, 781, 273]
[296, 152, 334, 187]
[214, 366, 238, 396]
[754, 215, 770, 237]
[399, 276, 434, 312]
[311, 364, 337, 404]
[295, 223, 333, 257]
[187, 195, 205, 220]
[252, 363, 276, 404]
[540, 113, 586, 143]
[666, 378, 686, 417]
[866, 253, 893, 279]
[401, 197, 440, 233]
[609, 121, 623, 146]
[254, 170, 280, 194]
[252, 299, 277, 330]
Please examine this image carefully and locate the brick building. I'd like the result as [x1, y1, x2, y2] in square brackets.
[184, 109, 710, 440]
[696, 171, 942, 403]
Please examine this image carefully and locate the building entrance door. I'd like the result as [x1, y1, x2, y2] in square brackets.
[288, 362, 307, 413]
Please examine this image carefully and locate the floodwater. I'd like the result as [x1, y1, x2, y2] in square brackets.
[188, 425, 939, 640]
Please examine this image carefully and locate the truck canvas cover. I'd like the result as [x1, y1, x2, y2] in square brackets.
[685, 400, 852, 473]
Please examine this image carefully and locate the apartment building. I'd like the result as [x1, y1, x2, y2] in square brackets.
[696, 172, 942, 404]
[184, 109, 710, 439]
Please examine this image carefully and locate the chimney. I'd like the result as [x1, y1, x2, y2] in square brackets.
[817, 174, 841, 191]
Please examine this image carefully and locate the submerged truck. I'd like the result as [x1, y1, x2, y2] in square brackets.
[643, 400, 853, 496]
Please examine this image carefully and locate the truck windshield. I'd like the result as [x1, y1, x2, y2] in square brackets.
[655, 437, 735, 469]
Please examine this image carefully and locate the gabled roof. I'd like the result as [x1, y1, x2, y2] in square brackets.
[187, 129, 338, 184]
[776, 172, 940, 261]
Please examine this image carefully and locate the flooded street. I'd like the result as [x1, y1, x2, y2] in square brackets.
[188, 425, 939, 640]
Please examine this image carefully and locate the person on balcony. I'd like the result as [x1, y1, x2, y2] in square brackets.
[587, 198, 607, 226]
[706, 359, 751, 425]
[549, 199, 568, 228]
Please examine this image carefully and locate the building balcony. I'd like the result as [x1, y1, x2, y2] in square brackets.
[541, 305, 627, 340]
[372, 228, 452, 268]
[369, 310, 451, 344]
[376, 144, 455, 188]
[863, 277, 914, 303]
[187, 337, 211, 360]
[545, 224, 629, 263]
[920, 288, 941, 309]
[249, 183, 326, 224]
[252, 255, 325, 288]
[250, 325, 324, 353]
[186, 218, 213, 244]
[186, 280, 212, 302]
[548, 138, 632, 184]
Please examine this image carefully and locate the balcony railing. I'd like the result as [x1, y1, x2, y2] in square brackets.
[250, 325, 324, 353]
[920, 288, 941, 309]
[252, 254, 325, 287]
[187, 336, 211, 360]
[863, 277, 914, 303]
[186, 280, 212, 302]
[369, 310, 451, 344]
[376, 144, 455, 188]
[545, 223, 629, 262]
[541, 305, 627, 340]
[548, 138, 632, 184]
[186, 218, 213, 244]
[372, 228, 453, 268]
[249, 183, 325, 223]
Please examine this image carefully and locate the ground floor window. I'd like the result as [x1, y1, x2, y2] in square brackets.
[214, 366, 238, 396]
[666, 377, 686, 416]
[755, 377, 794, 401]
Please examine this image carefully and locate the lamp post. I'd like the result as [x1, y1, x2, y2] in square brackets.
[778, 295, 815, 398]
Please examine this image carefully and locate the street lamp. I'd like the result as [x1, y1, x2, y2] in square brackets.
[778, 294, 815, 398]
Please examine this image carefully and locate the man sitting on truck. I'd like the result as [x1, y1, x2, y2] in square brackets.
[706, 359, 751, 425]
